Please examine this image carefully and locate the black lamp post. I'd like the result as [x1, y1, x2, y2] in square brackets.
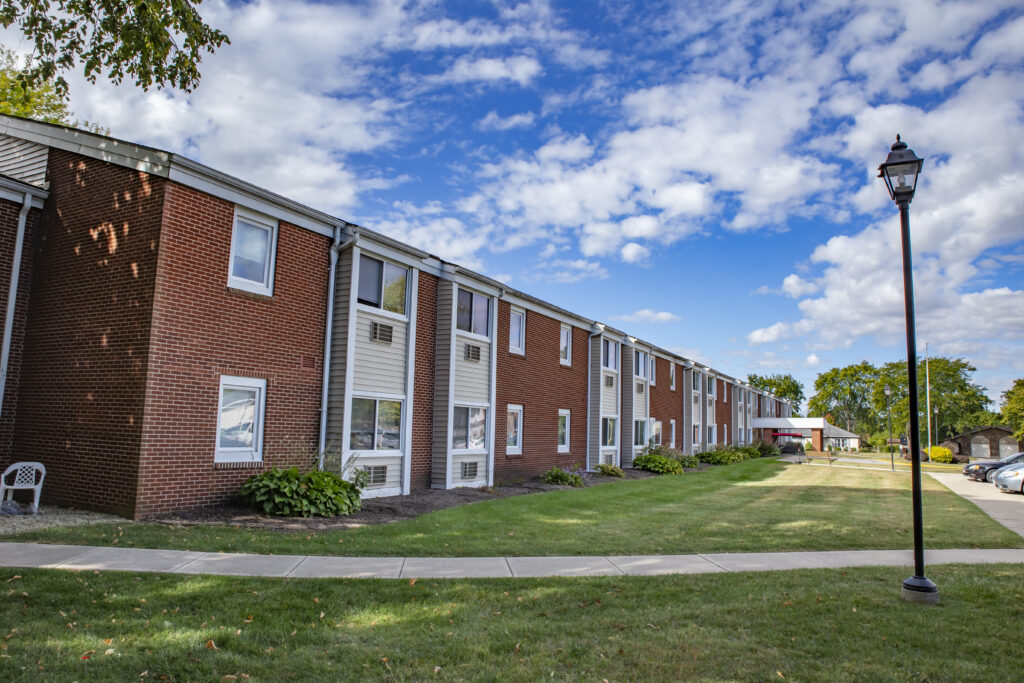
[878, 135, 939, 604]
[884, 384, 894, 472]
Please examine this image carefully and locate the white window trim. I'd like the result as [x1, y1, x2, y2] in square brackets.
[455, 328, 492, 345]
[650, 419, 662, 446]
[558, 409, 571, 453]
[601, 415, 617, 448]
[509, 307, 526, 356]
[635, 350, 648, 379]
[559, 324, 572, 367]
[633, 419, 647, 448]
[349, 395, 404, 455]
[670, 419, 676, 448]
[456, 288, 491, 339]
[452, 404, 489, 455]
[602, 339, 619, 372]
[215, 375, 267, 463]
[227, 207, 278, 296]
[670, 364, 676, 391]
[650, 357, 656, 386]
[356, 253, 410, 318]
[506, 404, 523, 455]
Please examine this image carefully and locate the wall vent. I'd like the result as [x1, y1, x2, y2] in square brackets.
[370, 321, 393, 344]
[364, 465, 388, 486]
[461, 461, 479, 479]
[636, 382, 644, 394]
[464, 343, 481, 362]
[604, 375, 614, 389]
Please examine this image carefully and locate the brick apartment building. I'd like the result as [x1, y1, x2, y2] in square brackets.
[0, 115, 791, 517]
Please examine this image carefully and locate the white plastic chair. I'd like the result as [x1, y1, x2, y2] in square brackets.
[1, 461, 46, 514]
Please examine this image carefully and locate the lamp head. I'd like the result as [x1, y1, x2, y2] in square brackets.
[878, 135, 924, 202]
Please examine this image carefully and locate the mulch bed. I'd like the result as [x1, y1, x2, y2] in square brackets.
[152, 468, 665, 532]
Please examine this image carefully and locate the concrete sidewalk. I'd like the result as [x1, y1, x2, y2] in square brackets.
[928, 471, 1024, 537]
[3, 542, 1024, 579]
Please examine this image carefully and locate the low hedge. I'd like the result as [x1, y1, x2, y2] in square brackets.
[633, 454, 684, 475]
[928, 446, 954, 463]
[542, 466, 583, 487]
[596, 463, 625, 478]
[238, 467, 362, 517]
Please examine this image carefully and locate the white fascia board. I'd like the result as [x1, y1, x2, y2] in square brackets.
[751, 417, 825, 429]
[0, 177, 46, 208]
[353, 234, 438, 275]
[168, 157, 336, 238]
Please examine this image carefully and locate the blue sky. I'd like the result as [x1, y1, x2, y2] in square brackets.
[34, 0, 1024, 409]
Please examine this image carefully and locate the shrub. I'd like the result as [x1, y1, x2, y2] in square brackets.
[542, 466, 583, 487]
[859, 445, 874, 453]
[596, 463, 624, 477]
[644, 444, 699, 468]
[238, 467, 362, 517]
[697, 449, 741, 465]
[928, 446, 954, 463]
[753, 440, 781, 458]
[675, 453, 700, 469]
[633, 454, 685, 474]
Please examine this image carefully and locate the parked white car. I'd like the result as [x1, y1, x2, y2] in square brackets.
[993, 463, 1024, 494]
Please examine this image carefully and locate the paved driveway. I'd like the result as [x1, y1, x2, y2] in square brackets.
[929, 472, 1024, 538]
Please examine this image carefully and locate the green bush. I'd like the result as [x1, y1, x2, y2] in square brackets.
[238, 467, 362, 517]
[928, 446, 954, 463]
[596, 463, 624, 477]
[644, 445, 699, 468]
[753, 440, 781, 457]
[633, 454, 685, 474]
[859, 445, 874, 453]
[675, 453, 700, 469]
[542, 466, 583, 487]
[697, 449, 741, 465]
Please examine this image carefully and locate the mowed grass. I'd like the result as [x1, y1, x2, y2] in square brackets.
[9, 459, 1023, 556]
[1, 564, 1020, 681]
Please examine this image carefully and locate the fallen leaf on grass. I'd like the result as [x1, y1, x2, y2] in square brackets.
[5, 575, 20, 583]
[205, 640, 218, 650]
[104, 648, 116, 656]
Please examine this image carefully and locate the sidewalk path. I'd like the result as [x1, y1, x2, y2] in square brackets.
[928, 471, 1024, 538]
[3, 542, 1024, 579]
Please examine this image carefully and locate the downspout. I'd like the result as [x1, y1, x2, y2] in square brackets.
[0, 192, 33, 416]
[318, 225, 357, 468]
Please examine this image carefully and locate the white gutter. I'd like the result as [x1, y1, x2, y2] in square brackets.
[0, 192, 33, 415]
[317, 225, 355, 467]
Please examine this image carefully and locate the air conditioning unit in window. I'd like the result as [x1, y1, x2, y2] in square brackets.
[464, 343, 481, 362]
[363, 465, 388, 486]
[636, 382, 644, 394]
[461, 461, 478, 479]
[604, 375, 614, 389]
[370, 321, 393, 344]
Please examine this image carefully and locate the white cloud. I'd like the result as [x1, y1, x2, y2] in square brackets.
[805, 353, 820, 367]
[438, 55, 543, 86]
[781, 274, 819, 299]
[539, 259, 609, 283]
[613, 309, 681, 324]
[477, 110, 536, 131]
[620, 242, 651, 263]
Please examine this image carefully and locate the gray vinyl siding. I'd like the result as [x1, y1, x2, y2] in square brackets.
[588, 336, 601, 471]
[432, 280, 454, 488]
[452, 453, 487, 484]
[453, 335, 490, 403]
[353, 455, 402, 490]
[634, 381, 647, 419]
[0, 135, 48, 187]
[683, 369, 692, 453]
[352, 310, 407, 395]
[601, 372, 617, 414]
[324, 248, 353, 456]
[620, 349, 635, 467]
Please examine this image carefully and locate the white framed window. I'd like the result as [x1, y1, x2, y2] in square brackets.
[507, 404, 523, 455]
[724, 383, 728, 403]
[707, 375, 715, 396]
[601, 417, 617, 447]
[559, 324, 572, 366]
[650, 357, 656, 386]
[456, 289, 490, 337]
[693, 370, 702, 392]
[228, 209, 277, 296]
[215, 375, 266, 463]
[358, 254, 408, 316]
[350, 397, 402, 452]
[453, 405, 487, 452]
[558, 409, 570, 453]
[635, 350, 648, 379]
[693, 424, 700, 449]
[707, 424, 715, 444]
[633, 419, 646, 447]
[670, 364, 676, 391]
[670, 419, 676, 448]
[509, 307, 525, 355]
[602, 339, 618, 370]
[651, 420, 662, 446]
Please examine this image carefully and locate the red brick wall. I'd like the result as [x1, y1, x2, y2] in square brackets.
[495, 302, 588, 481]
[134, 182, 330, 517]
[0, 200, 39, 469]
[410, 270, 437, 490]
[11, 150, 165, 516]
[650, 360, 683, 449]
[716, 379, 732, 445]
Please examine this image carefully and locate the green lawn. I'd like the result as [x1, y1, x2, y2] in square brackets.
[9, 458, 1022, 556]
[1, 564, 1019, 681]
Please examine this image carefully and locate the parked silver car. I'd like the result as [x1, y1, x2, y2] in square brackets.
[994, 463, 1024, 493]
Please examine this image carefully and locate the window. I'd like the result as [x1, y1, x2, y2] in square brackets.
[635, 350, 648, 379]
[457, 289, 490, 336]
[228, 211, 277, 296]
[693, 424, 700, 447]
[650, 357, 656, 386]
[453, 406, 487, 451]
[634, 419, 646, 447]
[507, 405, 523, 455]
[670, 419, 676, 448]
[670, 364, 676, 390]
[707, 425, 714, 444]
[707, 375, 715, 396]
[350, 398, 402, 451]
[558, 410, 570, 453]
[693, 370, 702, 391]
[509, 307, 525, 355]
[559, 324, 572, 366]
[601, 417, 617, 447]
[358, 254, 407, 314]
[724, 383, 728, 403]
[216, 376, 266, 463]
[602, 339, 618, 370]
[651, 420, 663, 446]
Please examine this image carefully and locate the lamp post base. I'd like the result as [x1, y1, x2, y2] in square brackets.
[901, 576, 939, 605]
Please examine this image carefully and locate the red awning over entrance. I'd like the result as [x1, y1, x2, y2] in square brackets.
[772, 432, 804, 437]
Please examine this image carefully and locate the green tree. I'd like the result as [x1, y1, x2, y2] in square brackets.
[1002, 379, 1024, 440]
[807, 361, 878, 433]
[0, 0, 229, 96]
[0, 47, 106, 131]
[746, 373, 805, 416]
